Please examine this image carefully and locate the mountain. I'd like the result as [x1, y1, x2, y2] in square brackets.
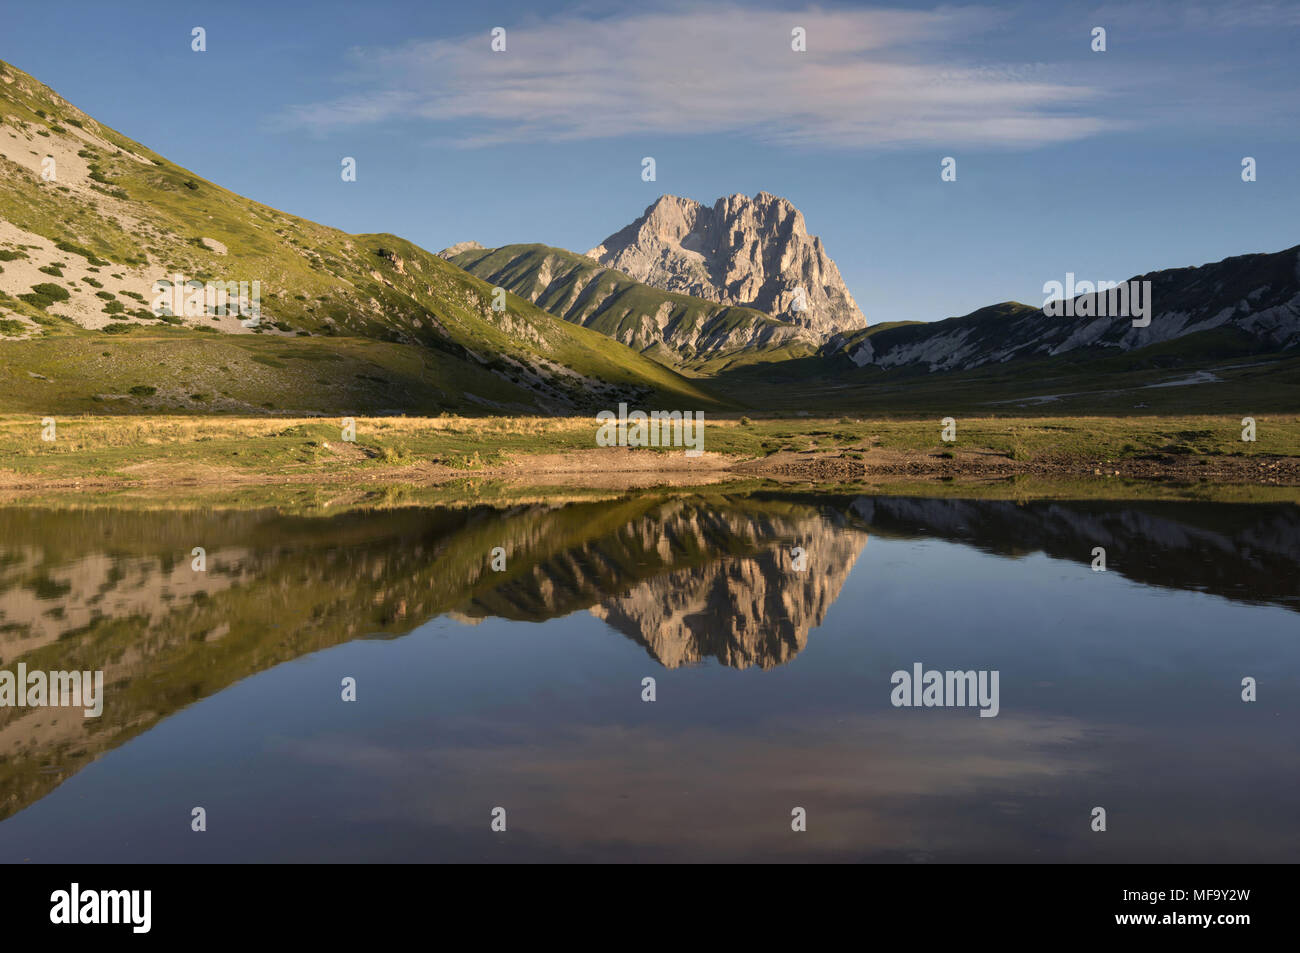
[444, 242, 821, 372]
[830, 245, 1300, 374]
[5, 57, 1295, 418]
[586, 192, 867, 339]
[0, 59, 722, 415]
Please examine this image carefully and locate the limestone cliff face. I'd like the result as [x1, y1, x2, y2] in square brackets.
[586, 192, 867, 339]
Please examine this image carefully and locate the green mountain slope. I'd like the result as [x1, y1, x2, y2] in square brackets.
[0, 59, 724, 415]
[446, 243, 820, 373]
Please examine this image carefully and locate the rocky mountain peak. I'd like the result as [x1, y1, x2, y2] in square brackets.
[436, 240, 485, 260]
[586, 191, 865, 338]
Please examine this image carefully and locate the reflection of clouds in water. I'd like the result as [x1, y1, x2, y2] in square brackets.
[277, 712, 1100, 860]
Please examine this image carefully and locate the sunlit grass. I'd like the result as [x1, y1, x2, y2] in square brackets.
[2, 413, 1296, 487]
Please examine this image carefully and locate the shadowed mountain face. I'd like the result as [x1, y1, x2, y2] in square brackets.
[850, 496, 1300, 611]
[830, 244, 1300, 375]
[1, 493, 1298, 825]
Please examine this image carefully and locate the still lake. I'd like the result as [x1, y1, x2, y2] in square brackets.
[1, 491, 1296, 862]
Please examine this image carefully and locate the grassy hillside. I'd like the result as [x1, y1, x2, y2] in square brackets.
[448, 243, 819, 373]
[0, 59, 725, 415]
[822, 245, 1300, 384]
[0, 328, 549, 415]
[719, 328, 1300, 415]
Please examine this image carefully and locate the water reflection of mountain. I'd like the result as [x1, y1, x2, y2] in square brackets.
[1, 493, 1297, 822]
[461, 502, 869, 668]
[849, 496, 1300, 612]
[0, 497, 865, 820]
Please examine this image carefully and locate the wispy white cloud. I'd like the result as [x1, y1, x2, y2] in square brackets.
[1092, 0, 1300, 29]
[282, 5, 1112, 149]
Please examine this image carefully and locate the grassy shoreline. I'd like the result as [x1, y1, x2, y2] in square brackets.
[1, 413, 1298, 499]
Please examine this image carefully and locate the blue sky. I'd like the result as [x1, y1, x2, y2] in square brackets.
[4, 0, 1299, 324]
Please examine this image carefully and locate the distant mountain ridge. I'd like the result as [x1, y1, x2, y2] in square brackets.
[824, 244, 1300, 374]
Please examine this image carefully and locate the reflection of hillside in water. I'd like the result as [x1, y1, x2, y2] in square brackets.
[0, 497, 864, 820]
[850, 497, 1300, 611]
[0, 494, 1298, 822]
